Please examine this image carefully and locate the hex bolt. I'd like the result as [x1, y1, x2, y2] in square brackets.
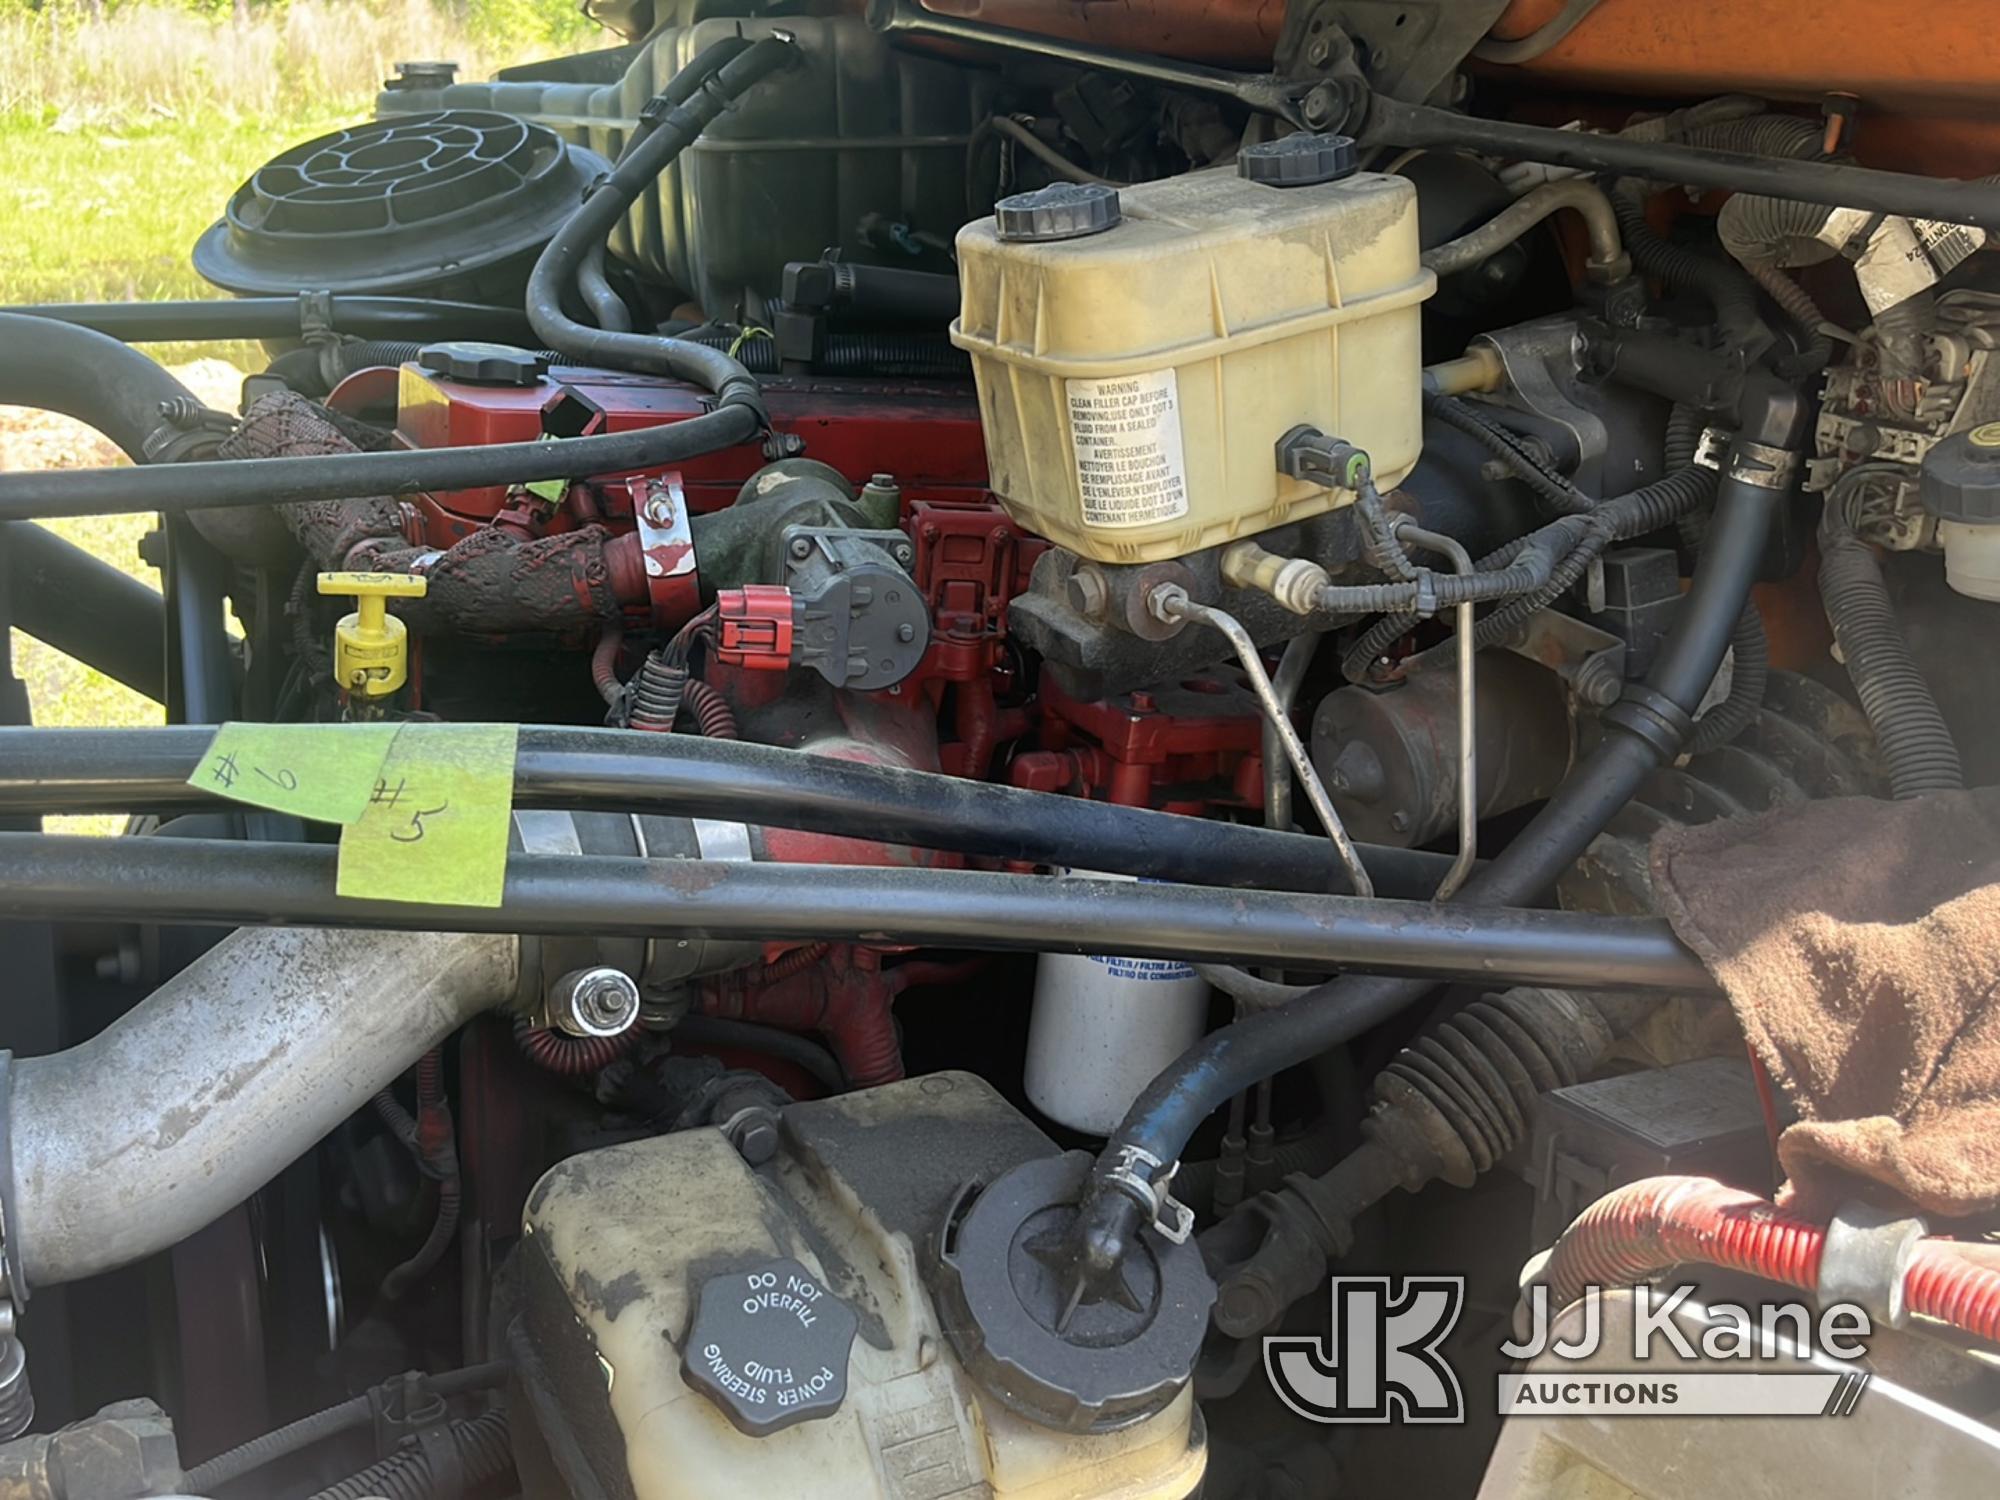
[1306, 36, 1333, 67]
[546, 966, 642, 1038]
[1574, 656, 1623, 708]
[643, 496, 673, 525]
[1066, 566, 1110, 619]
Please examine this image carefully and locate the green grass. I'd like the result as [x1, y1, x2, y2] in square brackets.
[0, 115, 355, 365]
[1, 117, 346, 826]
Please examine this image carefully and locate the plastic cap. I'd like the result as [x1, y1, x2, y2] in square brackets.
[1921, 426, 2000, 525]
[682, 1258, 857, 1437]
[995, 182, 1122, 243]
[416, 342, 547, 387]
[1238, 132, 1359, 187]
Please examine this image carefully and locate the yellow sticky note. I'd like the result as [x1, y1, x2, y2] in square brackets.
[192, 722, 402, 824]
[336, 723, 519, 908]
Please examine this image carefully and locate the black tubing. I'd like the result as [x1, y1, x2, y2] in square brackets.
[577, 243, 633, 333]
[1609, 190, 1768, 354]
[1746, 263, 1836, 377]
[0, 833, 1711, 989]
[1191, 962, 1315, 1011]
[1071, 394, 1803, 1275]
[672, 1015, 848, 1094]
[1817, 512, 1963, 797]
[307, 1406, 511, 1500]
[0, 724, 1456, 898]
[183, 1363, 508, 1492]
[0, 403, 762, 522]
[1341, 464, 1717, 682]
[2, 295, 537, 345]
[1362, 96, 2000, 232]
[0, 314, 209, 462]
[525, 37, 798, 414]
[1424, 390, 1590, 515]
[2, 522, 167, 701]
[1685, 602, 1768, 754]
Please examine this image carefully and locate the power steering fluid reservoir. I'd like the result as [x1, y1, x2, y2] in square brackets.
[514, 1073, 1208, 1499]
[953, 135, 1432, 563]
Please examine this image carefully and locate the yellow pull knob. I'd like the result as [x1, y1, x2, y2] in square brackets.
[317, 571, 428, 697]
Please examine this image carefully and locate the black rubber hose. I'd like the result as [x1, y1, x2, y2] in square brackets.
[0, 833, 1712, 991]
[0, 402, 761, 522]
[183, 1364, 508, 1493]
[1817, 511, 1963, 797]
[1423, 390, 1591, 515]
[672, 1015, 848, 1094]
[0, 725, 1458, 898]
[1, 521, 167, 701]
[0, 314, 208, 462]
[1609, 190, 1769, 354]
[1361, 96, 2000, 231]
[1070, 393, 1804, 1277]
[2, 295, 537, 345]
[524, 37, 798, 415]
[307, 1406, 511, 1500]
[577, 243, 633, 333]
[1746, 264, 1836, 378]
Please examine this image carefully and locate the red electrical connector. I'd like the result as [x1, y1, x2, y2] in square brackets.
[714, 584, 798, 671]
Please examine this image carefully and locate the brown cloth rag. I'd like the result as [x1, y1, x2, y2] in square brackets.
[1650, 788, 2000, 1220]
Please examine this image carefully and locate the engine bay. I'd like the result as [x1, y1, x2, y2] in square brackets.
[3, 2, 2000, 1496]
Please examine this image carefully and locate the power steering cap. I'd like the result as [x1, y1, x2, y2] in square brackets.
[682, 1257, 858, 1437]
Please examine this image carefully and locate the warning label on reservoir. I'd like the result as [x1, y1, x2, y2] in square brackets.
[1066, 369, 1190, 528]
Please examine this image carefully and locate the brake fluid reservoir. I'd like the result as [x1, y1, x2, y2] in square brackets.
[952, 134, 1432, 564]
[515, 1073, 1208, 1499]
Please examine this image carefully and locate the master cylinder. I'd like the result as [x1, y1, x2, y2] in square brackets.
[510, 1073, 1210, 1498]
[952, 134, 1432, 565]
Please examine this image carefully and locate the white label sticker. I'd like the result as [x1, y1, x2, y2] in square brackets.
[1065, 369, 1191, 528]
[1914, 217, 1986, 276]
[1812, 208, 1988, 318]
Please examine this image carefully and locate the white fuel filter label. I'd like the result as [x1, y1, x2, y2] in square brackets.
[1066, 369, 1191, 527]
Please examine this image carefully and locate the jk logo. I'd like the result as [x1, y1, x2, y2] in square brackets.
[1265, 1276, 1466, 1424]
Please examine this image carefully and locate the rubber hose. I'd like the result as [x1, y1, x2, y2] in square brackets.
[577, 242, 633, 333]
[1610, 191, 1769, 355]
[1685, 602, 1767, 754]
[1545, 1175, 2000, 1347]
[0, 395, 762, 522]
[591, 627, 624, 708]
[0, 314, 212, 463]
[524, 37, 797, 414]
[1193, 962, 1316, 1011]
[307, 1407, 512, 1500]
[183, 1364, 509, 1493]
[1817, 514, 1964, 797]
[671, 1015, 847, 1094]
[1424, 390, 1592, 515]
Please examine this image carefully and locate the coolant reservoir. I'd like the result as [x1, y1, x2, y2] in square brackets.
[952, 135, 1432, 564]
[512, 1073, 1207, 1499]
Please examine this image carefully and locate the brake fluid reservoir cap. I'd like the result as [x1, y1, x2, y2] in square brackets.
[682, 1257, 858, 1437]
[995, 182, 1122, 242]
[1238, 132, 1358, 187]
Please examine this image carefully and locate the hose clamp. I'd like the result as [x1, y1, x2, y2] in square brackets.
[1727, 440, 1801, 490]
[1815, 1200, 1926, 1330]
[1103, 1145, 1194, 1245]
